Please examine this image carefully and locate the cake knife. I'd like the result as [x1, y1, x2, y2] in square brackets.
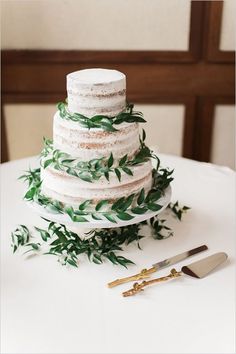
[123, 252, 228, 297]
[107, 244, 208, 288]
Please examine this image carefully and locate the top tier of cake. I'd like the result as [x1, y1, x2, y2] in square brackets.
[67, 68, 126, 117]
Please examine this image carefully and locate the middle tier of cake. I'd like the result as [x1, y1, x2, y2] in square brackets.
[53, 111, 140, 161]
[40, 110, 154, 208]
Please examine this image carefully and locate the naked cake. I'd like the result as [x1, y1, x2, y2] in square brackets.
[40, 69, 153, 208]
[26, 66, 174, 226]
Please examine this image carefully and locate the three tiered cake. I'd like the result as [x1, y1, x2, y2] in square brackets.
[41, 69, 153, 208]
[24, 68, 172, 224]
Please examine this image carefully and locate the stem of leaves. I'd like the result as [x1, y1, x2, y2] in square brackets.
[40, 132, 157, 183]
[57, 101, 146, 132]
[20, 165, 175, 223]
[168, 202, 190, 221]
[11, 200, 189, 268]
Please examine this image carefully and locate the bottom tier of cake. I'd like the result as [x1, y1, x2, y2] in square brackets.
[40, 160, 153, 207]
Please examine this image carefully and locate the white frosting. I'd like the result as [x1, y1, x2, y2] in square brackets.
[53, 111, 140, 160]
[67, 68, 126, 117]
[40, 68, 154, 209]
[41, 162, 153, 207]
[41, 160, 152, 191]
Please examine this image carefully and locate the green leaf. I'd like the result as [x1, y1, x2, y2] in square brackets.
[52, 227, 68, 243]
[142, 129, 146, 142]
[46, 204, 62, 214]
[131, 207, 148, 214]
[122, 167, 133, 176]
[26, 242, 40, 251]
[107, 153, 114, 168]
[118, 194, 135, 211]
[78, 172, 92, 183]
[147, 190, 162, 202]
[119, 154, 127, 166]
[111, 197, 125, 211]
[137, 188, 145, 205]
[114, 168, 121, 182]
[147, 203, 162, 212]
[95, 200, 109, 211]
[61, 158, 76, 164]
[92, 254, 103, 264]
[100, 122, 118, 132]
[50, 238, 62, 246]
[103, 213, 117, 223]
[79, 200, 91, 210]
[65, 206, 75, 220]
[106, 252, 119, 265]
[67, 168, 78, 177]
[43, 159, 53, 168]
[24, 187, 37, 200]
[67, 258, 78, 267]
[117, 212, 134, 221]
[73, 215, 89, 222]
[130, 115, 146, 123]
[90, 115, 107, 122]
[35, 227, 50, 242]
[104, 171, 109, 181]
[91, 213, 102, 220]
[116, 256, 135, 268]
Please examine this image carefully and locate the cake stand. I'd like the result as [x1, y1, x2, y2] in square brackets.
[28, 186, 172, 231]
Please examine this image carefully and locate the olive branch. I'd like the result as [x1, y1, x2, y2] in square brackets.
[11, 200, 189, 268]
[57, 101, 146, 132]
[40, 130, 160, 183]
[19, 166, 173, 223]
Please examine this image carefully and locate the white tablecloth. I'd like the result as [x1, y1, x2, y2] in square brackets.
[1, 154, 235, 354]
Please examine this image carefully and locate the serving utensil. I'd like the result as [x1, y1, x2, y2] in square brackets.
[108, 245, 208, 288]
[122, 252, 228, 297]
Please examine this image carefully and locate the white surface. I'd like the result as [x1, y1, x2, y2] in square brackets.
[28, 185, 171, 229]
[1, 153, 235, 354]
[1, 0, 191, 50]
[220, 0, 236, 51]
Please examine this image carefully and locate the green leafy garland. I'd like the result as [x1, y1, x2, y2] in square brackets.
[40, 130, 160, 183]
[20, 166, 173, 223]
[11, 203, 189, 268]
[57, 101, 146, 132]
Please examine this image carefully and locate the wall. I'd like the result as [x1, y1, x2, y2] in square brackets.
[1, 0, 235, 168]
[1, 0, 191, 50]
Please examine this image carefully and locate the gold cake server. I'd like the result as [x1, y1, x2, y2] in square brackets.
[122, 252, 228, 297]
[107, 244, 208, 288]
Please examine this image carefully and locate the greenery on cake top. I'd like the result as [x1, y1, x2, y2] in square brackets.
[40, 130, 159, 183]
[57, 101, 146, 131]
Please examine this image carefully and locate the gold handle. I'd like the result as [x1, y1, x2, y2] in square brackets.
[122, 268, 182, 297]
[107, 267, 157, 288]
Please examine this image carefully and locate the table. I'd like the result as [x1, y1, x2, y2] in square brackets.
[1, 154, 235, 354]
